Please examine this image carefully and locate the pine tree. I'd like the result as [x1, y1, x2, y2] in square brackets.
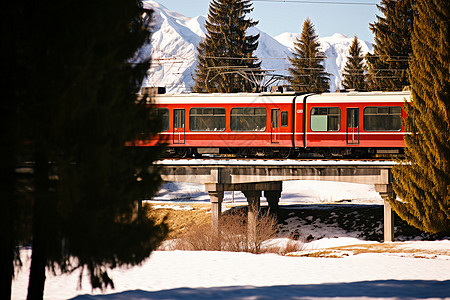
[366, 0, 415, 91]
[193, 0, 261, 93]
[391, 0, 450, 233]
[0, 42, 19, 299]
[342, 36, 367, 91]
[288, 18, 330, 93]
[1, 1, 168, 299]
[1, 3, 33, 298]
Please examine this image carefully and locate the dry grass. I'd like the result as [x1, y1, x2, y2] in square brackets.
[264, 237, 306, 256]
[333, 243, 450, 257]
[168, 222, 221, 251]
[288, 250, 351, 258]
[144, 202, 211, 239]
[287, 242, 450, 258]
[152, 204, 279, 254]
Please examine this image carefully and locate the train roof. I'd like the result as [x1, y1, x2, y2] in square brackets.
[149, 92, 300, 104]
[143, 91, 411, 105]
[306, 91, 411, 103]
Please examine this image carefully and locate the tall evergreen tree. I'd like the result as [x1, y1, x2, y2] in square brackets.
[288, 18, 330, 93]
[1, 1, 168, 299]
[366, 0, 415, 91]
[193, 0, 261, 93]
[391, 0, 450, 233]
[342, 36, 367, 91]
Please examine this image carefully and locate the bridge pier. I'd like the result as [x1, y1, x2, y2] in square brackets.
[383, 201, 394, 242]
[243, 190, 261, 243]
[265, 190, 281, 215]
[205, 182, 282, 236]
[375, 183, 396, 242]
[208, 190, 224, 235]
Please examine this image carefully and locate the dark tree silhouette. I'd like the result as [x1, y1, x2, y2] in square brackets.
[0, 1, 168, 299]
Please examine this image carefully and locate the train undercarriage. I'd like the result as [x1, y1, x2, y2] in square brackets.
[165, 147, 404, 159]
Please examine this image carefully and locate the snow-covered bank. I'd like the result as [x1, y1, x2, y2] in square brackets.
[12, 243, 450, 300]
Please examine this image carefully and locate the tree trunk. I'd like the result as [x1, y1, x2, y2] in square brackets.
[0, 129, 17, 300]
[0, 225, 14, 300]
[27, 235, 47, 300]
[27, 151, 49, 300]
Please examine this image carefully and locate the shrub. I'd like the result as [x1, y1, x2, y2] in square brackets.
[166, 207, 279, 253]
[263, 234, 305, 256]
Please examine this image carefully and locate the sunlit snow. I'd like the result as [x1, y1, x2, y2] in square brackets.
[12, 179, 450, 300]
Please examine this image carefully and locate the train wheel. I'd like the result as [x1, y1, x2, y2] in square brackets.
[264, 148, 275, 158]
[321, 148, 333, 159]
[279, 148, 295, 159]
[176, 148, 190, 158]
[192, 149, 202, 158]
[234, 148, 249, 158]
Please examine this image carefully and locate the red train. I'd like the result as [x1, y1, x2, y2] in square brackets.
[136, 91, 411, 158]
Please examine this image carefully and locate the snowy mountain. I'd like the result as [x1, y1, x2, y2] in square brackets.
[142, 1, 373, 93]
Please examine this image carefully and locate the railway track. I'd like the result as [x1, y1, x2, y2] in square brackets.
[161, 157, 397, 162]
[156, 157, 403, 166]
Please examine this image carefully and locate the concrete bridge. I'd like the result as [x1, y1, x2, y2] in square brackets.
[156, 159, 397, 242]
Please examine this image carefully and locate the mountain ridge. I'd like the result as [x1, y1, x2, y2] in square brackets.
[142, 0, 373, 93]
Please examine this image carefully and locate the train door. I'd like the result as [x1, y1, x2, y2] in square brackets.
[346, 108, 359, 145]
[271, 108, 280, 143]
[173, 109, 185, 144]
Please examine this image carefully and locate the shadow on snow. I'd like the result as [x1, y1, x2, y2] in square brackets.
[71, 279, 450, 300]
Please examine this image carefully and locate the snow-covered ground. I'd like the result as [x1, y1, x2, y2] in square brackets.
[12, 181, 450, 300]
[153, 179, 384, 205]
[12, 242, 450, 300]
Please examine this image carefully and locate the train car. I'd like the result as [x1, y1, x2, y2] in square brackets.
[303, 91, 411, 157]
[136, 90, 410, 158]
[137, 92, 302, 157]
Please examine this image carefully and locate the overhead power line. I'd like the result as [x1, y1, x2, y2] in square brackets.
[151, 55, 410, 62]
[252, 0, 377, 5]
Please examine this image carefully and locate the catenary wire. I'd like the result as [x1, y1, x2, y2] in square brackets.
[252, 0, 377, 5]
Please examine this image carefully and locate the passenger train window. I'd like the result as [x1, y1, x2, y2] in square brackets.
[189, 108, 226, 131]
[230, 107, 267, 131]
[363, 106, 402, 131]
[281, 111, 288, 127]
[156, 108, 169, 132]
[310, 107, 340, 131]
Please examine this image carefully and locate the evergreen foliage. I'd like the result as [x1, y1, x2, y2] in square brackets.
[342, 36, 367, 91]
[1, 1, 168, 299]
[193, 0, 261, 93]
[391, 0, 450, 233]
[366, 0, 415, 91]
[288, 18, 330, 93]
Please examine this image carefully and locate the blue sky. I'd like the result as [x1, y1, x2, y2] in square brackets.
[152, 0, 381, 42]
